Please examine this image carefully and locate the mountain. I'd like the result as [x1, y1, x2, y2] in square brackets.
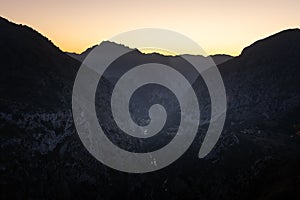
[219, 29, 300, 122]
[1, 16, 300, 200]
[66, 42, 132, 62]
[211, 54, 233, 65]
[215, 29, 300, 198]
[67, 45, 97, 61]
[0, 17, 79, 112]
[66, 43, 233, 65]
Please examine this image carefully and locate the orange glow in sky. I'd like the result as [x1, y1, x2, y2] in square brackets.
[1, 0, 299, 56]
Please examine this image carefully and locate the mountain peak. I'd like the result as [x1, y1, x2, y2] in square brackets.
[0, 16, 79, 110]
[101, 40, 135, 50]
[0, 16, 63, 53]
[67, 40, 136, 61]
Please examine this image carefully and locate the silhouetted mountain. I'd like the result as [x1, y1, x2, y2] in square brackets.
[1, 16, 300, 200]
[217, 29, 300, 199]
[0, 17, 80, 112]
[67, 45, 97, 61]
[66, 43, 233, 65]
[66, 42, 135, 62]
[210, 54, 233, 65]
[219, 29, 300, 121]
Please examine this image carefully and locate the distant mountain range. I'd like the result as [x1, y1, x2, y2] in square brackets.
[1, 16, 300, 200]
[66, 43, 233, 65]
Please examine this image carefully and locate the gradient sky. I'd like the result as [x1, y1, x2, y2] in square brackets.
[1, 0, 299, 56]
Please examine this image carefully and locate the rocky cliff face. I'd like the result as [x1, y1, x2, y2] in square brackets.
[1, 17, 300, 199]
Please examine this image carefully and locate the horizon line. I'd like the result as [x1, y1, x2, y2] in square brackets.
[1, 16, 299, 57]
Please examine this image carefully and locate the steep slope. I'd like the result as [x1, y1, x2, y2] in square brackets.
[189, 28, 300, 199]
[0, 17, 80, 111]
[1, 17, 300, 200]
[219, 29, 300, 122]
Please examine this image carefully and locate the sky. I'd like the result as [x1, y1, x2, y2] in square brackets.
[1, 0, 299, 56]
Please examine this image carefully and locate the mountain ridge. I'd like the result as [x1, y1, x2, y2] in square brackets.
[66, 41, 234, 65]
[1, 16, 300, 200]
[0, 16, 80, 111]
